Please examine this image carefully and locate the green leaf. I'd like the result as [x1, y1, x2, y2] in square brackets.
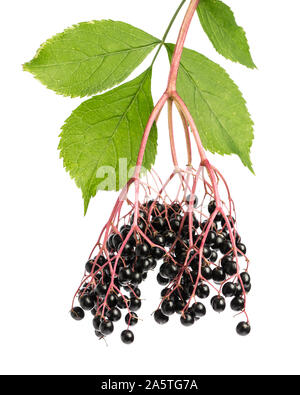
[59, 68, 157, 213]
[197, 0, 256, 69]
[166, 44, 254, 171]
[23, 20, 160, 97]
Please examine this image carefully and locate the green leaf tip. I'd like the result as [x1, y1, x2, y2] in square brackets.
[166, 44, 254, 173]
[197, 0, 256, 69]
[23, 20, 160, 98]
[59, 68, 157, 213]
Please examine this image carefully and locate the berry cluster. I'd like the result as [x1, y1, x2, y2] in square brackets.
[70, 166, 251, 344]
[153, 198, 251, 336]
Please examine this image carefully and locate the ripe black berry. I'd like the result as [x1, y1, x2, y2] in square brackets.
[157, 273, 169, 286]
[133, 259, 145, 274]
[170, 202, 182, 213]
[213, 234, 225, 250]
[161, 288, 171, 298]
[230, 297, 245, 311]
[117, 296, 129, 309]
[196, 283, 210, 299]
[92, 315, 102, 329]
[99, 320, 114, 335]
[206, 231, 217, 245]
[209, 250, 218, 262]
[220, 240, 233, 254]
[163, 230, 176, 246]
[130, 288, 141, 298]
[120, 224, 131, 235]
[237, 243, 247, 255]
[91, 307, 97, 316]
[151, 246, 164, 259]
[180, 312, 195, 326]
[106, 307, 122, 322]
[234, 283, 243, 296]
[170, 218, 181, 232]
[85, 259, 95, 273]
[153, 234, 166, 247]
[154, 309, 169, 324]
[161, 299, 175, 316]
[137, 219, 146, 232]
[201, 265, 213, 280]
[192, 302, 206, 317]
[70, 306, 85, 321]
[95, 283, 109, 297]
[106, 293, 118, 308]
[212, 267, 226, 283]
[136, 243, 150, 258]
[155, 202, 165, 214]
[151, 217, 166, 232]
[223, 260, 237, 276]
[131, 271, 142, 286]
[112, 234, 122, 250]
[118, 267, 132, 284]
[236, 321, 251, 336]
[166, 263, 179, 279]
[147, 256, 157, 270]
[203, 246, 211, 259]
[222, 282, 236, 297]
[159, 262, 170, 278]
[244, 282, 252, 293]
[125, 312, 138, 326]
[79, 294, 95, 311]
[240, 272, 251, 285]
[214, 211, 223, 222]
[130, 297, 141, 312]
[211, 296, 226, 313]
[172, 299, 183, 314]
[119, 242, 133, 257]
[208, 200, 216, 214]
[121, 330, 134, 344]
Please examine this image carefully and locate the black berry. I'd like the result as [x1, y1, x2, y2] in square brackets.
[70, 306, 85, 321]
[236, 321, 251, 336]
[121, 330, 134, 344]
[154, 309, 169, 325]
[99, 320, 114, 335]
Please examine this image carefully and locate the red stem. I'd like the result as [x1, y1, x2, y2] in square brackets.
[167, 0, 200, 93]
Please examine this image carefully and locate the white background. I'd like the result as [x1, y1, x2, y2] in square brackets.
[1, 0, 300, 375]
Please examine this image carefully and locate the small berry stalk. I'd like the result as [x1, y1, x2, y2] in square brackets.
[71, 0, 252, 343]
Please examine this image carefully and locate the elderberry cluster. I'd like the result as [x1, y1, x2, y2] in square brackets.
[153, 198, 251, 336]
[70, 200, 169, 344]
[71, 197, 251, 344]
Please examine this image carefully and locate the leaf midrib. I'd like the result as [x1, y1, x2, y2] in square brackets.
[27, 43, 160, 69]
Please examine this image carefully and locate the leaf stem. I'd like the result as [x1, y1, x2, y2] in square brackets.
[173, 92, 207, 165]
[167, 0, 200, 92]
[150, 0, 187, 67]
[167, 99, 179, 167]
[175, 101, 192, 165]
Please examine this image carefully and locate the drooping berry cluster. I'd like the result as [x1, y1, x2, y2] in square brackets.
[153, 197, 251, 336]
[70, 165, 251, 344]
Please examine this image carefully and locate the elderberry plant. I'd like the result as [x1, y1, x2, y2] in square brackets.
[24, 0, 255, 344]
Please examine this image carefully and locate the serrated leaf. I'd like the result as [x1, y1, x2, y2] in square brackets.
[23, 20, 160, 97]
[59, 68, 157, 213]
[166, 44, 254, 171]
[197, 0, 256, 69]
